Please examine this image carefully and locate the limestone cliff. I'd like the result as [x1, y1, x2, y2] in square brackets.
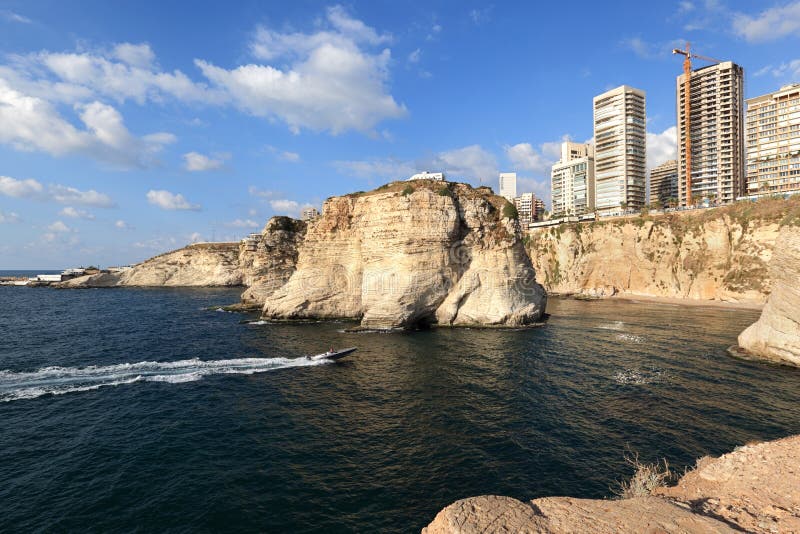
[239, 217, 307, 306]
[737, 225, 800, 366]
[261, 181, 546, 329]
[526, 197, 800, 304]
[424, 434, 800, 533]
[61, 242, 243, 288]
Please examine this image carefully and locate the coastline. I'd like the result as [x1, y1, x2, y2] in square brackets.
[549, 293, 765, 311]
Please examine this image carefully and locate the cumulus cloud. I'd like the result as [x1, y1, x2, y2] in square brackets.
[114, 219, 131, 229]
[756, 59, 800, 79]
[47, 220, 71, 233]
[505, 137, 566, 175]
[0, 209, 20, 223]
[248, 186, 277, 198]
[146, 189, 201, 211]
[0, 176, 114, 207]
[333, 157, 416, 181]
[269, 199, 300, 214]
[196, 6, 406, 134]
[646, 126, 678, 170]
[183, 151, 228, 171]
[0, 80, 175, 168]
[59, 206, 95, 219]
[279, 151, 300, 162]
[225, 218, 260, 228]
[733, 2, 800, 42]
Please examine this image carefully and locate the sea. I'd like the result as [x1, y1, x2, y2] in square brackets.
[1, 283, 800, 532]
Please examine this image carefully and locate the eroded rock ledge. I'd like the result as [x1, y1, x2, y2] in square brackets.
[424, 435, 800, 533]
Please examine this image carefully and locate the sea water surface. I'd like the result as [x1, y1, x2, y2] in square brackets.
[1, 286, 800, 532]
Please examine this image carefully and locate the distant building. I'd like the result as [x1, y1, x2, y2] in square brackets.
[551, 142, 595, 217]
[407, 171, 445, 181]
[593, 85, 646, 216]
[514, 193, 533, 226]
[677, 61, 745, 205]
[301, 207, 320, 221]
[499, 172, 517, 201]
[649, 160, 679, 207]
[532, 196, 546, 221]
[745, 83, 800, 199]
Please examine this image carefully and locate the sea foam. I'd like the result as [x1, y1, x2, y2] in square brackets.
[0, 356, 328, 402]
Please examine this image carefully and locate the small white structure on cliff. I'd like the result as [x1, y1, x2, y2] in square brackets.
[301, 207, 320, 221]
[407, 171, 445, 181]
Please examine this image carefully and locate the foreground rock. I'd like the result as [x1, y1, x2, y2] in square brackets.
[526, 197, 800, 304]
[424, 434, 800, 533]
[261, 181, 546, 329]
[60, 242, 243, 288]
[737, 225, 800, 366]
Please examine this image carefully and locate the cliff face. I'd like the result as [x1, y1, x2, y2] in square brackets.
[424, 434, 800, 533]
[737, 225, 800, 366]
[239, 217, 307, 306]
[261, 181, 546, 329]
[524, 201, 800, 303]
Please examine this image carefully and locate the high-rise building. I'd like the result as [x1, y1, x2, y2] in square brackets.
[676, 61, 745, 206]
[551, 142, 595, 217]
[745, 83, 800, 198]
[532, 197, 546, 221]
[499, 172, 517, 201]
[593, 85, 646, 216]
[514, 193, 533, 226]
[649, 160, 679, 207]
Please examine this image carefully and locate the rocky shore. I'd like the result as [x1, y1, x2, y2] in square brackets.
[424, 434, 800, 533]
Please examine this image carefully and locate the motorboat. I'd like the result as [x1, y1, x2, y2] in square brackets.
[311, 347, 357, 361]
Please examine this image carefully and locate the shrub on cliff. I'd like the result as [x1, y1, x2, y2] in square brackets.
[614, 451, 674, 499]
[503, 202, 518, 220]
[438, 186, 453, 198]
[401, 185, 414, 196]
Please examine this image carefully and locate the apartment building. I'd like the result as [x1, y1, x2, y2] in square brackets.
[551, 142, 595, 217]
[593, 85, 647, 216]
[499, 172, 517, 201]
[514, 193, 533, 226]
[745, 83, 800, 198]
[649, 160, 679, 206]
[676, 61, 745, 205]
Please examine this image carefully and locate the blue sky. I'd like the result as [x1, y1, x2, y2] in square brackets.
[1, 0, 799, 268]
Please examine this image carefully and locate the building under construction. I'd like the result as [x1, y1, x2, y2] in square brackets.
[676, 61, 746, 206]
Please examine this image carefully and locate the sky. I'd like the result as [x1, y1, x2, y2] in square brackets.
[1, 0, 799, 269]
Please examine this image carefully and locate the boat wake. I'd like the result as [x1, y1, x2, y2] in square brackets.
[612, 367, 668, 385]
[0, 356, 329, 402]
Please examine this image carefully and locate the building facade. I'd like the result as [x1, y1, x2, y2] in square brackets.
[499, 172, 517, 201]
[301, 207, 319, 221]
[551, 142, 595, 217]
[514, 193, 533, 226]
[407, 171, 445, 181]
[745, 83, 800, 198]
[649, 159, 679, 207]
[676, 61, 745, 206]
[593, 85, 647, 216]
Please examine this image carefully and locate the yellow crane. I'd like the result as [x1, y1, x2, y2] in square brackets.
[672, 42, 722, 206]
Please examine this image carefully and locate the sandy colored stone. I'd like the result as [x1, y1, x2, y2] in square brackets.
[737, 226, 800, 366]
[422, 495, 549, 534]
[261, 182, 546, 329]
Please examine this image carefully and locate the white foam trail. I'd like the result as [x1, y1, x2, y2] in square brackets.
[0, 356, 328, 402]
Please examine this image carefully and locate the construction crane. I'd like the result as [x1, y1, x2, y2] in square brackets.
[672, 42, 722, 206]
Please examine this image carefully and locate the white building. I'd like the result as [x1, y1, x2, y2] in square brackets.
[407, 171, 445, 181]
[745, 83, 800, 199]
[499, 172, 517, 201]
[514, 193, 533, 226]
[593, 85, 647, 216]
[301, 207, 320, 221]
[551, 142, 595, 217]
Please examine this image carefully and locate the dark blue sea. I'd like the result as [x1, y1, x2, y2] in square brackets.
[1, 285, 799, 532]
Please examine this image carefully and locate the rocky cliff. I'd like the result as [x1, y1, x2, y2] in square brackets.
[737, 225, 800, 366]
[239, 217, 307, 306]
[424, 434, 800, 533]
[261, 180, 546, 329]
[526, 197, 800, 304]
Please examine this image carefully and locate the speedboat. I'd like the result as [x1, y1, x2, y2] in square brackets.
[311, 347, 357, 361]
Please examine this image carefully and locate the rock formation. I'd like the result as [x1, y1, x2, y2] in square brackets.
[526, 197, 800, 304]
[424, 434, 800, 533]
[261, 181, 546, 329]
[239, 217, 307, 307]
[737, 225, 800, 366]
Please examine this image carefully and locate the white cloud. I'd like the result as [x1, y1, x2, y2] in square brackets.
[49, 184, 115, 207]
[225, 218, 260, 228]
[757, 59, 800, 79]
[114, 220, 131, 229]
[0, 10, 31, 23]
[0, 79, 175, 168]
[334, 157, 416, 181]
[248, 186, 277, 198]
[0, 175, 43, 197]
[196, 6, 406, 134]
[279, 151, 300, 162]
[647, 126, 678, 170]
[269, 199, 300, 215]
[621, 37, 687, 59]
[505, 137, 566, 175]
[183, 151, 228, 171]
[733, 2, 800, 42]
[188, 232, 203, 243]
[112, 43, 156, 69]
[146, 189, 201, 211]
[47, 220, 71, 233]
[408, 48, 421, 63]
[59, 206, 95, 219]
[0, 209, 20, 223]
